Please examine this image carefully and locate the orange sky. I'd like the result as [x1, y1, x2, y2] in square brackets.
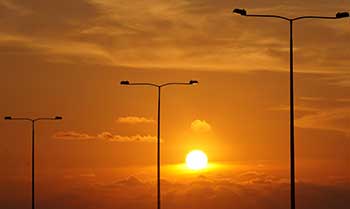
[0, 0, 350, 209]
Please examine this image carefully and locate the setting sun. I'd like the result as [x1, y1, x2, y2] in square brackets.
[186, 150, 208, 170]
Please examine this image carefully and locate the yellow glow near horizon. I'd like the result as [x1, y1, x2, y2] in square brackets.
[186, 150, 208, 170]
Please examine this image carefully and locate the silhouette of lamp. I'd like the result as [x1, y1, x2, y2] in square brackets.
[336, 12, 350, 18]
[233, 8, 349, 209]
[120, 80, 198, 209]
[4, 116, 63, 209]
[233, 8, 247, 16]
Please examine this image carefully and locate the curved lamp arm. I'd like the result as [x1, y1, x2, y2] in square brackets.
[4, 116, 62, 122]
[120, 80, 199, 88]
[233, 8, 349, 22]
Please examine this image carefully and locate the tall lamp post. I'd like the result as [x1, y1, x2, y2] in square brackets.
[120, 80, 198, 209]
[232, 8, 349, 209]
[4, 116, 63, 209]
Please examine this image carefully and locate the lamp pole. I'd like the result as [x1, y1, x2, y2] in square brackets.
[120, 80, 198, 209]
[233, 9, 349, 209]
[4, 116, 63, 209]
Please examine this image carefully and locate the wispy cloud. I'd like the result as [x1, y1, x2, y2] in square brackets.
[336, 98, 350, 103]
[117, 116, 155, 124]
[53, 131, 95, 140]
[0, 0, 32, 15]
[299, 97, 325, 102]
[54, 131, 157, 143]
[327, 74, 350, 87]
[1, 0, 349, 71]
[295, 107, 350, 134]
[271, 102, 350, 134]
[269, 105, 318, 112]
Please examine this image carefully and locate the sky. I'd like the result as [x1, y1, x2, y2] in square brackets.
[0, 0, 350, 209]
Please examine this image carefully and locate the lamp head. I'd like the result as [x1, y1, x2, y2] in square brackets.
[336, 12, 349, 18]
[233, 8, 247, 16]
[55, 116, 63, 120]
[189, 80, 199, 85]
[120, 80, 130, 85]
[4, 116, 12, 120]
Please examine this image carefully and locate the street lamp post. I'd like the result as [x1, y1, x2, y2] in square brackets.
[120, 80, 198, 209]
[4, 116, 63, 209]
[233, 8, 349, 209]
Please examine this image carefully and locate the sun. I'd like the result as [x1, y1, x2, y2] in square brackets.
[186, 150, 208, 170]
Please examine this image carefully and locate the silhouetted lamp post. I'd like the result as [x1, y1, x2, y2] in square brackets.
[120, 80, 198, 209]
[233, 8, 349, 209]
[4, 116, 63, 209]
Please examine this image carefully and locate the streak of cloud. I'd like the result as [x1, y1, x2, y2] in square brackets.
[117, 116, 155, 124]
[295, 108, 350, 134]
[53, 131, 95, 140]
[54, 131, 157, 143]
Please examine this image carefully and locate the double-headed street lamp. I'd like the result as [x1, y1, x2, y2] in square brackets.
[4, 116, 63, 209]
[120, 80, 198, 209]
[233, 8, 349, 209]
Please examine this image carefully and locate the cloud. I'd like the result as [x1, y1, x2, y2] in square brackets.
[191, 119, 212, 133]
[53, 131, 95, 140]
[269, 105, 318, 112]
[336, 98, 350, 103]
[3, 166, 350, 209]
[295, 108, 350, 134]
[237, 171, 279, 185]
[117, 116, 155, 124]
[1, 0, 349, 71]
[54, 131, 157, 143]
[327, 74, 350, 87]
[103, 176, 145, 188]
[272, 104, 350, 134]
[98, 132, 157, 143]
[299, 97, 325, 102]
[82, 174, 350, 209]
[79, 173, 96, 178]
[0, 0, 31, 16]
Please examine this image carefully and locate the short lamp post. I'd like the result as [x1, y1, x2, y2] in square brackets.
[4, 116, 63, 209]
